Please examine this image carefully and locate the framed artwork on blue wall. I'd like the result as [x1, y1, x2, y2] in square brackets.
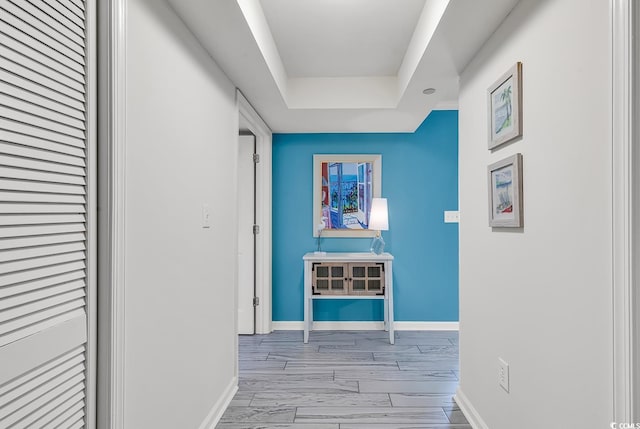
[488, 62, 523, 149]
[313, 154, 381, 238]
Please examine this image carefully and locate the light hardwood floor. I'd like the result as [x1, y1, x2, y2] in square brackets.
[216, 330, 469, 429]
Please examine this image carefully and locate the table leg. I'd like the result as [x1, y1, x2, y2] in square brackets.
[304, 261, 310, 343]
[387, 261, 394, 345]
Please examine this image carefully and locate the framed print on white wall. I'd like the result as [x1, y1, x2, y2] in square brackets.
[488, 153, 523, 227]
[488, 62, 523, 149]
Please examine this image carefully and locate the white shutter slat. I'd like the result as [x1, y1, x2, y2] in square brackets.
[0, 191, 85, 205]
[0, 304, 85, 345]
[0, 140, 85, 167]
[0, 275, 84, 300]
[43, 0, 84, 29]
[21, 0, 84, 40]
[0, 21, 84, 76]
[0, 374, 84, 424]
[67, 0, 84, 12]
[0, 232, 85, 250]
[0, 179, 85, 195]
[0, 153, 85, 176]
[7, 0, 85, 49]
[0, 224, 85, 239]
[0, 289, 85, 322]
[0, 106, 85, 140]
[0, 241, 85, 263]
[0, 81, 86, 123]
[0, 191, 85, 204]
[0, 349, 83, 398]
[0, 118, 85, 149]
[0, 166, 85, 185]
[9, 389, 85, 429]
[0, 68, 85, 113]
[0, 346, 83, 395]
[0, 279, 84, 309]
[0, 93, 86, 130]
[68, 419, 85, 429]
[0, 214, 85, 226]
[0, 250, 85, 275]
[0, 203, 86, 213]
[55, 0, 85, 20]
[39, 401, 84, 429]
[0, 261, 85, 288]
[0, 45, 85, 94]
[0, 128, 85, 157]
[0, 8, 85, 64]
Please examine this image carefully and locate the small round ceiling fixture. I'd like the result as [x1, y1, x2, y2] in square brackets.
[422, 88, 436, 95]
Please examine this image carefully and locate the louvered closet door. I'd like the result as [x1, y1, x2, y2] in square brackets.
[0, 0, 95, 428]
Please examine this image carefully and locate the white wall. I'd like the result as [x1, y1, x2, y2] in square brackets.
[457, 0, 612, 427]
[124, 0, 238, 427]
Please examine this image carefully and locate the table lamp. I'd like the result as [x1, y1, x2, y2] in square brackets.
[368, 198, 388, 254]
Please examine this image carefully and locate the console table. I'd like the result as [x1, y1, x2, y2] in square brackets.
[303, 252, 394, 344]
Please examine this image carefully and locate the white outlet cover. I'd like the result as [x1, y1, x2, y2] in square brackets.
[202, 204, 211, 228]
[444, 210, 460, 223]
[498, 357, 510, 392]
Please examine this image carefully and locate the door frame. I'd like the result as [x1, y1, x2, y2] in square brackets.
[612, 0, 638, 421]
[237, 91, 272, 335]
[97, 0, 127, 427]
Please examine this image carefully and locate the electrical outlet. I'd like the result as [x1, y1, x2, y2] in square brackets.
[444, 210, 460, 223]
[202, 204, 211, 228]
[498, 357, 510, 392]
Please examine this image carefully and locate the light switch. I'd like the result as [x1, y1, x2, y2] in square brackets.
[202, 204, 211, 228]
[444, 210, 460, 223]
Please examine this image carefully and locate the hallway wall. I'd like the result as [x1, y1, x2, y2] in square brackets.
[123, 0, 238, 427]
[272, 111, 459, 323]
[457, 0, 612, 427]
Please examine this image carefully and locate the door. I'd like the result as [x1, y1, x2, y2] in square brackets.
[0, 0, 95, 426]
[237, 134, 255, 334]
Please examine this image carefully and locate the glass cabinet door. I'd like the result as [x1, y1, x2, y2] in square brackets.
[312, 263, 348, 295]
[349, 263, 385, 295]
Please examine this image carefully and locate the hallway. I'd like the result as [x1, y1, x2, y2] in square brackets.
[217, 330, 469, 428]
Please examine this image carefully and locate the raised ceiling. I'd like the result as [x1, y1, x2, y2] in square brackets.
[167, 0, 521, 133]
[260, 0, 427, 78]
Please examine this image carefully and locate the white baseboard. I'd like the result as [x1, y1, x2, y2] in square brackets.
[395, 321, 459, 331]
[270, 321, 459, 331]
[198, 376, 237, 429]
[454, 388, 489, 429]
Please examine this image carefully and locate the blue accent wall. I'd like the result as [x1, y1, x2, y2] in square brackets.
[272, 110, 459, 322]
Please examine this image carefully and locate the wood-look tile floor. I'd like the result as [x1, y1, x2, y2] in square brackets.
[216, 330, 469, 429]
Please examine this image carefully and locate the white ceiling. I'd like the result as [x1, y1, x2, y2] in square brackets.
[167, 0, 521, 133]
[260, 0, 427, 78]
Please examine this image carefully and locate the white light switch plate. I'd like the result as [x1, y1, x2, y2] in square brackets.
[498, 357, 510, 392]
[444, 211, 460, 223]
[202, 204, 211, 228]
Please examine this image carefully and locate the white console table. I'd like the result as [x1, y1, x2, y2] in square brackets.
[303, 252, 394, 344]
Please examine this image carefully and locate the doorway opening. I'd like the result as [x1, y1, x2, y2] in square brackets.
[237, 91, 272, 336]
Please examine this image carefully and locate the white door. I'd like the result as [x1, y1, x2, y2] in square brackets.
[0, 0, 96, 427]
[237, 134, 255, 334]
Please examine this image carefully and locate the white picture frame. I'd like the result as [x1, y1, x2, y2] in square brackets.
[313, 154, 382, 237]
[488, 62, 523, 149]
[488, 153, 523, 227]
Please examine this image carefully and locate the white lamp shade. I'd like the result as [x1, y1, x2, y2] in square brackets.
[368, 198, 389, 231]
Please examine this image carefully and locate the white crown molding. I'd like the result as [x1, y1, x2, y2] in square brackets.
[98, 0, 127, 427]
[612, 0, 636, 421]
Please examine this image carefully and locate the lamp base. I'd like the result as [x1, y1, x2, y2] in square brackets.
[370, 235, 385, 254]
